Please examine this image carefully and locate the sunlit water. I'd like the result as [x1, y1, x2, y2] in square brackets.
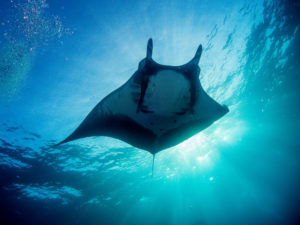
[0, 0, 299, 224]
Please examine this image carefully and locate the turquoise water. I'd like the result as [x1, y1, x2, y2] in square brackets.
[0, 0, 299, 224]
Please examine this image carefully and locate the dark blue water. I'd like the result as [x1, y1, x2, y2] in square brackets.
[0, 0, 299, 224]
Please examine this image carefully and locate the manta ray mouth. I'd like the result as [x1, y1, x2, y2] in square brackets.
[142, 69, 191, 116]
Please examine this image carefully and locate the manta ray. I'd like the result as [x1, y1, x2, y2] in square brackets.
[57, 39, 229, 159]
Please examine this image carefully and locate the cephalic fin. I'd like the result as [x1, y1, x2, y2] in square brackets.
[147, 38, 153, 59]
[191, 44, 202, 65]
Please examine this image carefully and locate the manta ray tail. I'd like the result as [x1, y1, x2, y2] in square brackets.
[151, 153, 156, 178]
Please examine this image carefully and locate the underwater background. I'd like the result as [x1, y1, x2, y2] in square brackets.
[0, 0, 299, 224]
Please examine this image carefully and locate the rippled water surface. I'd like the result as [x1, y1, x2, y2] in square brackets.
[0, 0, 299, 224]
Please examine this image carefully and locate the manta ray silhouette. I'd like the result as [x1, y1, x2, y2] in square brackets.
[57, 38, 229, 164]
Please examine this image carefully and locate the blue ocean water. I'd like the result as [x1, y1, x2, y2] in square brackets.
[0, 0, 299, 224]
